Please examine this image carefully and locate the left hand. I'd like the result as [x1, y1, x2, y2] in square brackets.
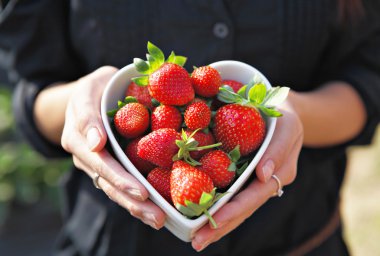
[191, 99, 303, 251]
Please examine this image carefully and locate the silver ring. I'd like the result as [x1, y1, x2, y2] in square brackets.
[93, 173, 101, 189]
[272, 174, 284, 197]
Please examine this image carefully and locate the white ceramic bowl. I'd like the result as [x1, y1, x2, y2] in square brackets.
[101, 60, 276, 242]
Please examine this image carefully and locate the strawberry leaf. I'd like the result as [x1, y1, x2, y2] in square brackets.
[258, 106, 283, 117]
[131, 76, 149, 86]
[228, 162, 237, 172]
[166, 51, 187, 66]
[107, 109, 118, 117]
[248, 83, 266, 105]
[133, 58, 151, 75]
[123, 96, 139, 104]
[237, 85, 247, 98]
[263, 86, 290, 107]
[229, 146, 241, 162]
[236, 161, 249, 176]
[147, 41, 165, 66]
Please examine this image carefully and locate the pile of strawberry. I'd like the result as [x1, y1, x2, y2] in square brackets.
[108, 42, 289, 226]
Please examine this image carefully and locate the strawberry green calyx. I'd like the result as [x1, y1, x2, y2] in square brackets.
[132, 42, 187, 86]
[107, 96, 139, 117]
[217, 80, 290, 117]
[227, 146, 241, 172]
[176, 188, 225, 228]
[173, 129, 222, 166]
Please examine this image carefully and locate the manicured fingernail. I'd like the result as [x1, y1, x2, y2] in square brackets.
[87, 127, 100, 151]
[127, 189, 143, 200]
[143, 212, 158, 230]
[263, 160, 275, 182]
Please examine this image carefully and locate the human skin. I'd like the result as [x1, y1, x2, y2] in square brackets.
[33, 66, 366, 251]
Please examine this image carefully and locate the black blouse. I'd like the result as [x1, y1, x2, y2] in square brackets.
[1, 0, 380, 255]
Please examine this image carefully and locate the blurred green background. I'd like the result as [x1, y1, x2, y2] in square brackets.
[0, 83, 379, 255]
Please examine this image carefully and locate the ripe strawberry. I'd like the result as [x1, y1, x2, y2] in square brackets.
[151, 105, 182, 131]
[185, 129, 216, 160]
[149, 63, 194, 105]
[147, 167, 172, 203]
[191, 66, 222, 97]
[184, 101, 211, 130]
[215, 83, 289, 156]
[198, 149, 240, 189]
[125, 137, 156, 175]
[114, 102, 150, 139]
[170, 165, 220, 227]
[172, 160, 192, 169]
[137, 128, 181, 169]
[213, 104, 265, 156]
[126, 81, 154, 109]
[222, 79, 244, 93]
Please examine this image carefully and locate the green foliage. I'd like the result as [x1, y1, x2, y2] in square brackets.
[0, 87, 70, 226]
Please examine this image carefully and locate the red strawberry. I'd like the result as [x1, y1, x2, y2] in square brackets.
[151, 105, 182, 131]
[147, 167, 172, 203]
[222, 79, 244, 93]
[191, 66, 221, 97]
[172, 160, 192, 169]
[125, 137, 156, 175]
[126, 81, 154, 109]
[184, 101, 211, 130]
[198, 149, 239, 189]
[149, 63, 194, 105]
[213, 104, 265, 156]
[185, 129, 216, 160]
[137, 128, 181, 169]
[170, 165, 220, 227]
[114, 102, 150, 139]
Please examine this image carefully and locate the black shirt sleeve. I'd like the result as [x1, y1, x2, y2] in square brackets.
[336, 1, 380, 146]
[0, 0, 84, 158]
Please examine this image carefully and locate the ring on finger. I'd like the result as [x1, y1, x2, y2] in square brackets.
[93, 172, 102, 189]
[271, 174, 284, 197]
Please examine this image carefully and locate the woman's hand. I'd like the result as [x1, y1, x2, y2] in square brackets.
[60, 66, 166, 230]
[191, 98, 304, 251]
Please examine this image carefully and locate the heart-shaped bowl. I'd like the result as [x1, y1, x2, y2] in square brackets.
[101, 60, 276, 242]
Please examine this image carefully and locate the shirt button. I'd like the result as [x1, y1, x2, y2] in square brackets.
[213, 22, 229, 39]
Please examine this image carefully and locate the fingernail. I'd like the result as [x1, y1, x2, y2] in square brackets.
[87, 127, 100, 151]
[127, 188, 143, 200]
[263, 160, 275, 182]
[195, 240, 210, 252]
[143, 212, 158, 230]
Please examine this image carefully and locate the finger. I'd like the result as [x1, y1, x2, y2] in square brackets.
[72, 146, 149, 201]
[192, 142, 300, 251]
[96, 175, 166, 230]
[256, 111, 303, 183]
[73, 66, 119, 152]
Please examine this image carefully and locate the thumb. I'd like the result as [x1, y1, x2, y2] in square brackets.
[86, 126, 107, 152]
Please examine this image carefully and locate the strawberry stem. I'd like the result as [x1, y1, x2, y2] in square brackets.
[203, 210, 217, 228]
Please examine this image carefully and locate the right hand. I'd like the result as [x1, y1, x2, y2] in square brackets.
[61, 66, 166, 230]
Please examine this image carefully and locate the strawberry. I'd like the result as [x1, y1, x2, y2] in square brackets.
[191, 66, 222, 97]
[215, 83, 289, 156]
[184, 101, 211, 130]
[133, 42, 194, 106]
[222, 79, 244, 93]
[137, 128, 181, 169]
[170, 164, 221, 227]
[126, 81, 154, 109]
[172, 160, 192, 169]
[125, 137, 156, 175]
[214, 104, 265, 156]
[185, 129, 216, 160]
[198, 147, 240, 189]
[151, 105, 182, 131]
[149, 63, 194, 105]
[111, 99, 150, 139]
[147, 167, 172, 203]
